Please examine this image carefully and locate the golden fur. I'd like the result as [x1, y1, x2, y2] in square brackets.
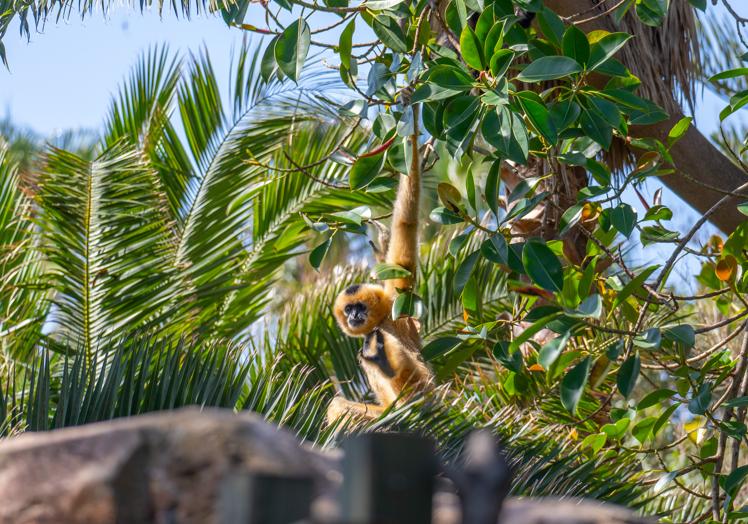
[327, 109, 434, 425]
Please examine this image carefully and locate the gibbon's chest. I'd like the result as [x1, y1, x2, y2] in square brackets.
[359, 329, 403, 404]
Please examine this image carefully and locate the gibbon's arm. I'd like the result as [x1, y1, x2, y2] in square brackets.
[384, 105, 421, 297]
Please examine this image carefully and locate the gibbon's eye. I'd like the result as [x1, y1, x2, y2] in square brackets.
[344, 305, 352, 315]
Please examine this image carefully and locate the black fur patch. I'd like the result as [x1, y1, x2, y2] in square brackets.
[361, 330, 395, 377]
[345, 284, 361, 295]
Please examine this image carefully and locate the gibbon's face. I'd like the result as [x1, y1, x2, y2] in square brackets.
[333, 284, 391, 336]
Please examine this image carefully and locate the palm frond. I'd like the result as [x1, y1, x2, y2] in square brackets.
[0, 141, 50, 360]
[104, 45, 193, 225]
[36, 144, 176, 354]
[0, 334, 249, 434]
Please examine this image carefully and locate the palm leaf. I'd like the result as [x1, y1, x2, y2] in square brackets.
[35, 144, 175, 354]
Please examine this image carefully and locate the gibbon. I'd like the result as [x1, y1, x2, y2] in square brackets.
[327, 111, 434, 424]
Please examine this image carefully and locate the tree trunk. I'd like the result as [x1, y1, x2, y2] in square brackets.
[544, 0, 746, 234]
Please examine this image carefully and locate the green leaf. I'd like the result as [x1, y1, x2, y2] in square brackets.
[371, 14, 408, 53]
[561, 356, 591, 414]
[485, 161, 501, 217]
[261, 37, 280, 81]
[579, 106, 612, 149]
[460, 27, 485, 70]
[339, 19, 355, 69]
[309, 236, 331, 270]
[484, 21, 506, 60]
[581, 432, 607, 453]
[709, 67, 748, 82]
[588, 32, 632, 71]
[688, 383, 712, 415]
[430, 207, 464, 224]
[349, 152, 385, 189]
[517, 56, 582, 82]
[422, 336, 462, 360]
[454, 250, 480, 294]
[538, 330, 571, 369]
[392, 291, 424, 318]
[559, 203, 584, 235]
[567, 294, 602, 319]
[374, 263, 411, 280]
[688, 0, 706, 10]
[610, 203, 637, 238]
[617, 352, 640, 398]
[643, 205, 672, 221]
[481, 235, 508, 265]
[635, 0, 666, 27]
[490, 49, 515, 78]
[494, 340, 523, 373]
[602, 418, 630, 439]
[725, 465, 748, 497]
[667, 116, 691, 143]
[723, 396, 748, 409]
[537, 8, 565, 48]
[738, 203, 748, 217]
[633, 328, 661, 350]
[274, 18, 311, 82]
[427, 65, 474, 90]
[632, 416, 657, 443]
[523, 238, 564, 292]
[562, 25, 590, 65]
[516, 91, 557, 143]
[662, 324, 695, 349]
[638, 389, 676, 410]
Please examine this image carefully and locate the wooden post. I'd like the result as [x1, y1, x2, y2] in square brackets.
[450, 430, 511, 524]
[218, 472, 314, 524]
[340, 433, 436, 524]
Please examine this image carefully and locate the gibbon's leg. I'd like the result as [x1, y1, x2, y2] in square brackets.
[384, 105, 421, 297]
[326, 396, 385, 425]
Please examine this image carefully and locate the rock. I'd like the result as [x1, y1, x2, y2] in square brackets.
[0, 408, 655, 524]
[0, 408, 336, 524]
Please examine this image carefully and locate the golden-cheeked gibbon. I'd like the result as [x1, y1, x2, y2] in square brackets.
[327, 108, 434, 424]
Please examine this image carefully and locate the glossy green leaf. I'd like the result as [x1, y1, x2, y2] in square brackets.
[517, 56, 582, 82]
[349, 152, 385, 189]
[339, 19, 355, 69]
[481, 235, 508, 265]
[638, 389, 676, 410]
[490, 49, 515, 78]
[610, 203, 637, 238]
[663, 324, 695, 349]
[309, 236, 331, 270]
[454, 250, 480, 294]
[274, 18, 311, 82]
[633, 328, 661, 350]
[588, 32, 632, 71]
[562, 25, 590, 65]
[371, 14, 408, 53]
[688, 383, 712, 415]
[516, 91, 557, 143]
[538, 330, 571, 368]
[561, 356, 591, 414]
[522, 238, 564, 292]
[617, 352, 640, 398]
[460, 26, 485, 70]
[392, 291, 424, 318]
[374, 263, 411, 280]
[422, 336, 462, 360]
[632, 416, 657, 443]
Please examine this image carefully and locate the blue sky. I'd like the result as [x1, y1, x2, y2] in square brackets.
[1, 5, 743, 293]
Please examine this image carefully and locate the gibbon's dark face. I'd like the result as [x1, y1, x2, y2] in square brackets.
[333, 283, 391, 336]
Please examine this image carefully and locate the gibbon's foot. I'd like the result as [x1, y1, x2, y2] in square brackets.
[326, 396, 385, 426]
